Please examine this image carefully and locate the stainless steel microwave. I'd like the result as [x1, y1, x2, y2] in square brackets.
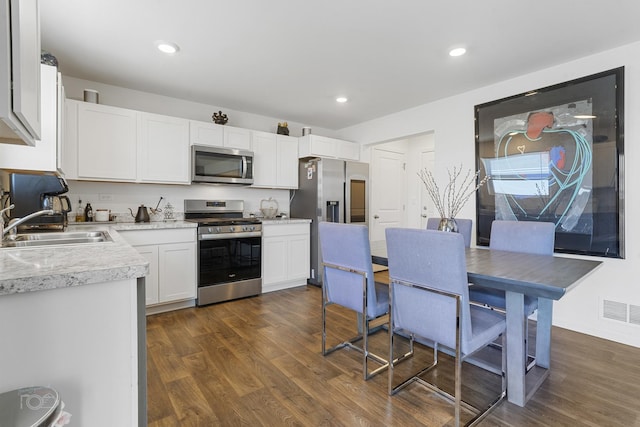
[192, 145, 254, 185]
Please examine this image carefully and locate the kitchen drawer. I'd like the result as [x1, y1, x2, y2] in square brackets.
[119, 228, 195, 246]
[262, 223, 309, 238]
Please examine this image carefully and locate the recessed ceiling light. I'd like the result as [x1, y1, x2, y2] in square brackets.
[574, 115, 597, 119]
[449, 47, 466, 57]
[156, 41, 180, 54]
[336, 97, 348, 103]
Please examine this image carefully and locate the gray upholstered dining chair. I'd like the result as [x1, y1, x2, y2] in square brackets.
[469, 220, 555, 369]
[426, 217, 473, 248]
[386, 228, 506, 426]
[319, 222, 400, 380]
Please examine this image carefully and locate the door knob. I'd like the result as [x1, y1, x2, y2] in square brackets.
[421, 214, 427, 218]
[374, 215, 379, 219]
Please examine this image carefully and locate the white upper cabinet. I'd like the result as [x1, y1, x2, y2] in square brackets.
[223, 126, 252, 150]
[61, 98, 78, 178]
[76, 102, 137, 181]
[337, 138, 361, 161]
[252, 131, 298, 188]
[276, 135, 299, 188]
[138, 112, 190, 184]
[252, 131, 277, 185]
[189, 120, 223, 147]
[64, 101, 190, 184]
[189, 120, 252, 151]
[0, 0, 41, 146]
[298, 134, 360, 161]
[0, 63, 57, 171]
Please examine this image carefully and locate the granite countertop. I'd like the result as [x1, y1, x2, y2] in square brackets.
[0, 225, 149, 296]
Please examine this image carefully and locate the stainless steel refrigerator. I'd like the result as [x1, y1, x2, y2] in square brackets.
[290, 158, 369, 286]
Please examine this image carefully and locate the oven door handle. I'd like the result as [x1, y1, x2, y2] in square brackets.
[199, 231, 262, 240]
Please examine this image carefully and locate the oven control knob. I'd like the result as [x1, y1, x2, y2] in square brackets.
[215, 227, 221, 233]
[229, 227, 235, 232]
[208, 227, 212, 233]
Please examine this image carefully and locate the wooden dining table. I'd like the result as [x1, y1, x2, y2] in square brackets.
[370, 240, 603, 407]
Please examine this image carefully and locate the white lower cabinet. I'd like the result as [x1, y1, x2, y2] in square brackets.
[136, 245, 160, 305]
[158, 242, 196, 301]
[262, 222, 310, 293]
[119, 228, 196, 309]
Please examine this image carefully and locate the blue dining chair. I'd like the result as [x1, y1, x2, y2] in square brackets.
[386, 228, 506, 426]
[426, 217, 473, 248]
[469, 220, 555, 369]
[319, 222, 405, 380]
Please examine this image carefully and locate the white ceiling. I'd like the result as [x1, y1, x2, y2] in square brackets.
[40, 1, 640, 130]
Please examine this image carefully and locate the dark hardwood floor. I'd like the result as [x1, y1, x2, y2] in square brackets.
[146, 284, 640, 426]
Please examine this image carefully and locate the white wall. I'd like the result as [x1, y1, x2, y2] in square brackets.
[338, 41, 640, 348]
[66, 180, 291, 221]
[62, 76, 339, 138]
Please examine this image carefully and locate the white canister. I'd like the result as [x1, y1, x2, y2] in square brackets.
[95, 209, 110, 222]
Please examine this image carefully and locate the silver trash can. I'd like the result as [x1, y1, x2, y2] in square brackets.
[0, 386, 62, 427]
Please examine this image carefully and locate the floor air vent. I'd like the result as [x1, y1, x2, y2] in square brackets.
[602, 299, 640, 325]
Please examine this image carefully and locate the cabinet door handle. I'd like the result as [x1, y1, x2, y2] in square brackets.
[374, 215, 379, 219]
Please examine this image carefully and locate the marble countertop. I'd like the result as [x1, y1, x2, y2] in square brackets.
[0, 225, 149, 296]
[68, 220, 197, 231]
[70, 218, 309, 227]
[261, 218, 312, 224]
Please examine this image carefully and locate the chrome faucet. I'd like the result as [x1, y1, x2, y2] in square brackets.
[1, 205, 55, 242]
[0, 204, 15, 240]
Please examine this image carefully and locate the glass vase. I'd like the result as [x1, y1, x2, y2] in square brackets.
[438, 217, 458, 233]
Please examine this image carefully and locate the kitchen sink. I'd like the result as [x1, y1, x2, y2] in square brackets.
[2, 231, 113, 248]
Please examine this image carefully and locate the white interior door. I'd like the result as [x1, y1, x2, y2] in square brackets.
[370, 147, 406, 242]
[420, 150, 436, 228]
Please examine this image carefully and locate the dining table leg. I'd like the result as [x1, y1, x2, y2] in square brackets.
[505, 290, 526, 407]
[535, 297, 553, 369]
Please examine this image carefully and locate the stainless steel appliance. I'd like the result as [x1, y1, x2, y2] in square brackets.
[184, 199, 262, 306]
[289, 158, 369, 286]
[191, 145, 254, 185]
[6, 172, 71, 231]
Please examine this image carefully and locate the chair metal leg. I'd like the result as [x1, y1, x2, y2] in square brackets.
[389, 281, 506, 426]
[476, 303, 537, 372]
[322, 293, 390, 380]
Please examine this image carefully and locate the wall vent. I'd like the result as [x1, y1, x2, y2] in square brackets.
[629, 304, 640, 326]
[601, 299, 640, 326]
[602, 300, 627, 322]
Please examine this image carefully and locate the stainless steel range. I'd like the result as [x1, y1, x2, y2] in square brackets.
[184, 200, 262, 306]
